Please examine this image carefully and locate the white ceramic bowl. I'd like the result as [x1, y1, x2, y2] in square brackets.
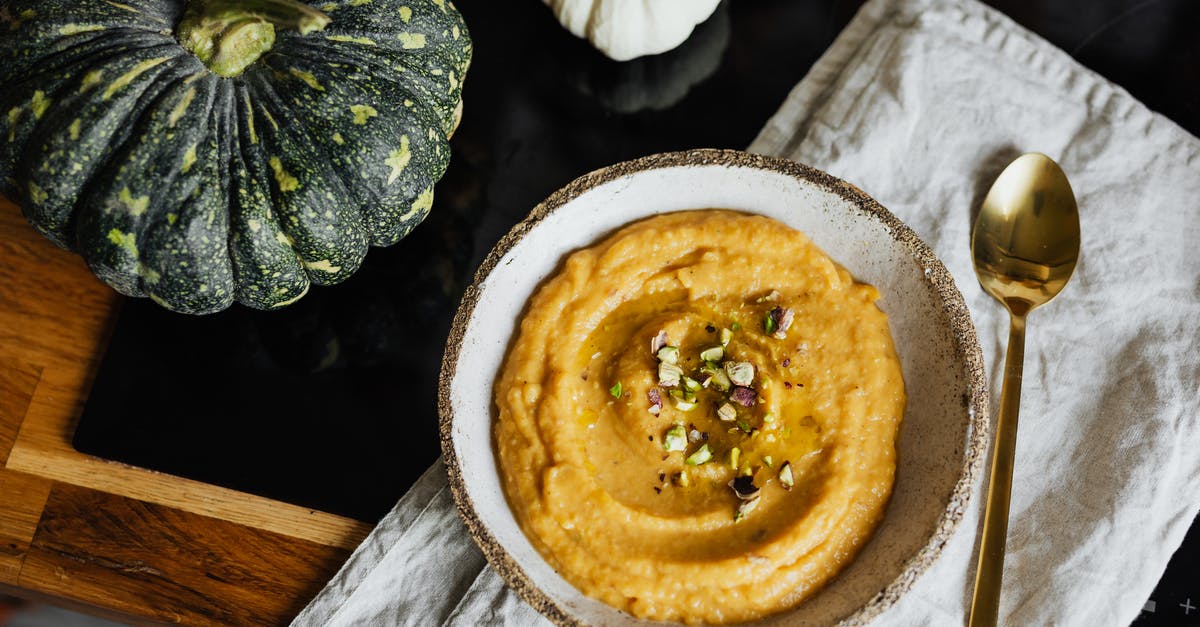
[439, 149, 988, 626]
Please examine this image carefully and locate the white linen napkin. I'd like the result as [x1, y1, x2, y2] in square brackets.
[292, 0, 1200, 624]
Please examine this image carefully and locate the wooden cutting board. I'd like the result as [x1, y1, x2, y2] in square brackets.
[0, 196, 370, 624]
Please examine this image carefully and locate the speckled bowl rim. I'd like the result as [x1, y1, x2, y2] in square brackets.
[438, 149, 989, 626]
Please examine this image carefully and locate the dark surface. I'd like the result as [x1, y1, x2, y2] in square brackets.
[74, 0, 1199, 622]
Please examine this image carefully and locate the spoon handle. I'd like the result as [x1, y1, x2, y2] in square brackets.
[969, 312, 1027, 627]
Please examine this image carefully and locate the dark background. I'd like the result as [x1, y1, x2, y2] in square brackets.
[73, 0, 1199, 624]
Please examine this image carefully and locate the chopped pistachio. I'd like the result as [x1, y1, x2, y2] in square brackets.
[779, 462, 794, 490]
[682, 376, 701, 392]
[668, 389, 697, 411]
[756, 289, 780, 303]
[735, 419, 752, 433]
[687, 428, 707, 444]
[729, 446, 741, 470]
[716, 403, 737, 422]
[663, 424, 687, 452]
[651, 330, 669, 354]
[730, 386, 757, 407]
[609, 382, 622, 398]
[729, 475, 759, 500]
[658, 362, 683, 387]
[699, 345, 725, 362]
[734, 496, 760, 521]
[656, 345, 680, 364]
[685, 443, 712, 465]
[762, 455, 774, 468]
[725, 361, 755, 386]
[674, 471, 690, 487]
[694, 371, 713, 388]
[720, 327, 733, 346]
[673, 397, 697, 411]
[647, 388, 662, 415]
[702, 365, 732, 391]
[769, 306, 794, 339]
[740, 464, 754, 476]
[763, 310, 777, 335]
[762, 413, 775, 424]
[731, 322, 741, 331]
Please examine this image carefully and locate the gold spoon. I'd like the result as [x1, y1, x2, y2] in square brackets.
[968, 153, 1080, 626]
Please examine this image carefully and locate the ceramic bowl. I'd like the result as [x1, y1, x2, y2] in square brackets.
[439, 149, 988, 626]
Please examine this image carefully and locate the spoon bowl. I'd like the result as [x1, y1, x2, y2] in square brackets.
[968, 152, 1080, 626]
[972, 153, 1080, 313]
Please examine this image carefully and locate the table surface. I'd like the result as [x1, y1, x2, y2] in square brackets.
[1, 0, 1197, 624]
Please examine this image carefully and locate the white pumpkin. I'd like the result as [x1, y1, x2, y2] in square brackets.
[544, 0, 723, 61]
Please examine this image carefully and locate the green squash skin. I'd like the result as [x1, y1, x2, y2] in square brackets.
[12, 45, 194, 248]
[0, 0, 177, 86]
[75, 65, 238, 314]
[242, 74, 370, 286]
[259, 48, 447, 246]
[0, 32, 176, 201]
[0, 0, 472, 314]
[304, 0, 471, 136]
[227, 82, 311, 309]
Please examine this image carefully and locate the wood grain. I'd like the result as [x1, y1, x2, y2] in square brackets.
[0, 194, 367, 621]
[0, 356, 41, 465]
[7, 359, 373, 550]
[20, 485, 351, 625]
[0, 470, 52, 585]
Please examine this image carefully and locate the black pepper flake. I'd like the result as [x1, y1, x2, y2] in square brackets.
[784, 382, 792, 389]
[782, 358, 791, 367]
[649, 435, 654, 441]
[659, 473, 666, 482]
[654, 487, 662, 494]
[705, 324, 716, 333]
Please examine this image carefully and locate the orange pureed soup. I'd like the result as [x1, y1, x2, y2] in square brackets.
[494, 210, 905, 623]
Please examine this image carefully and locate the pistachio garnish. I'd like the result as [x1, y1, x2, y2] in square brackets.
[668, 388, 697, 411]
[729, 475, 759, 500]
[651, 330, 669, 354]
[663, 424, 687, 452]
[720, 327, 733, 346]
[769, 306, 794, 339]
[756, 290, 780, 303]
[779, 462, 794, 490]
[725, 361, 755, 387]
[702, 364, 732, 391]
[716, 402, 737, 422]
[734, 496, 760, 521]
[735, 418, 752, 433]
[687, 428, 707, 444]
[674, 471, 690, 487]
[647, 388, 662, 415]
[682, 376, 702, 392]
[762, 455, 774, 468]
[658, 362, 683, 387]
[729, 446, 740, 470]
[656, 345, 680, 364]
[685, 443, 713, 465]
[609, 382, 622, 398]
[699, 345, 725, 362]
[730, 386, 756, 407]
[694, 371, 713, 388]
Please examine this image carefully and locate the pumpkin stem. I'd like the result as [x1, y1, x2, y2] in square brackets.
[177, 0, 331, 78]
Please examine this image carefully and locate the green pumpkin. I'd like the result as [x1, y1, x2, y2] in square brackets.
[0, 0, 471, 313]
